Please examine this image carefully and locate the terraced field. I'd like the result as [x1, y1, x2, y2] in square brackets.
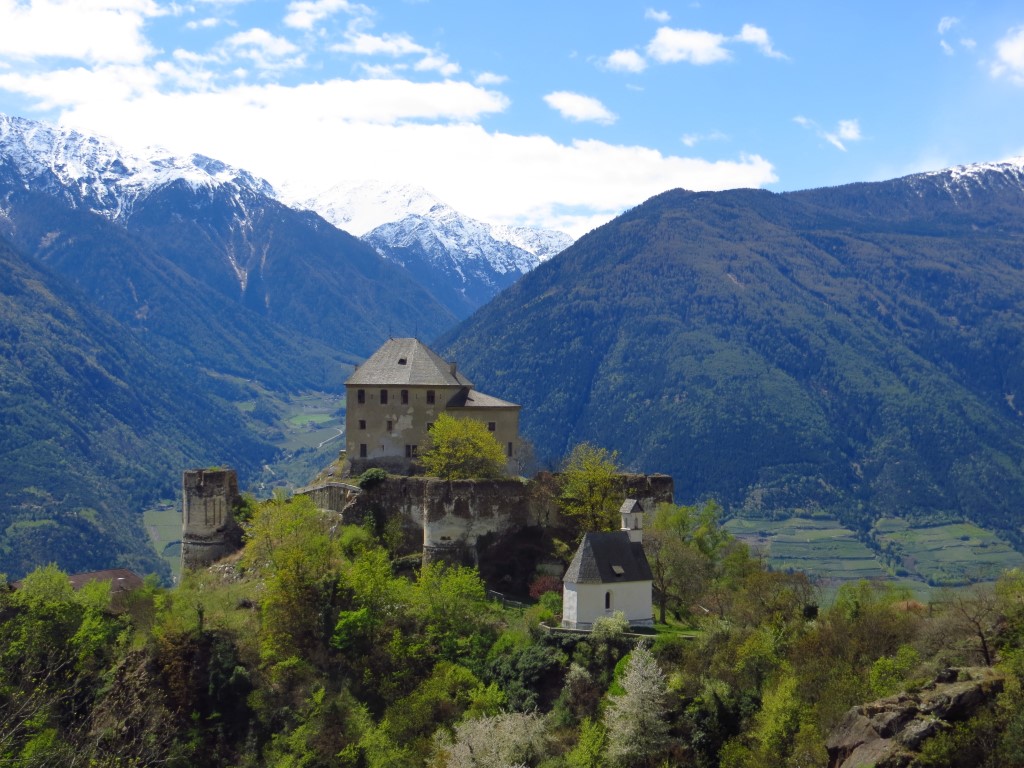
[872, 518, 1024, 586]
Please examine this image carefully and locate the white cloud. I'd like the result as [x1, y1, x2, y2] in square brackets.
[647, 27, 730, 64]
[961, 38, 977, 50]
[940, 39, 954, 56]
[543, 91, 617, 125]
[938, 16, 959, 35]
[645, 8, 670, 23]
[605, 48, 647, 73]
[414, 53, 459, 77]
[474, 71, 507, 86]
[992, 26, 1024, 85]
[795, 115, 861, 151]
[224, 28, 304, 70]
[681, 130, 727, 147]
[186, 17, 222, 30]
[332, 31, 427, 56]
[735, 24, 786, 59]
[284, 0, 367, 30]
[0, 0, 163, 64]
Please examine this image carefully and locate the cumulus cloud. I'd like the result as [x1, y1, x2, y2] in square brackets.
[224, 28, 304, 70]
[0, 0, 163, 64]
[647, 27, 730, 64]
[795, 115, 861, 151]
[543, 91, 617, 124]
[645, 8, 670, 23]
[992, 26, 1024, 85]
[604, 49, 647, 73]
[938, 16, 959, 35]
[735, 24, 786, 59]
[284, 0, 367, 30]
[332, 31, 427, 56]
[474, 71, 507, 86]
[646, 24, 785, 65]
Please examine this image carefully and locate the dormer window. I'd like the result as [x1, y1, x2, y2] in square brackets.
[611, 565, 625, 577]
[398, 357, 407, 365]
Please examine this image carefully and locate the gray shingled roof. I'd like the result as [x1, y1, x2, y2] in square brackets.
[446, 388, 519, 409]
[619, 499, 644, 517]
[563, 531, 653, 584]
[346, 338, 473, 387]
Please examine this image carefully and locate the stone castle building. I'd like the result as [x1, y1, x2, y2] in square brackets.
[345, 338, 520, 476]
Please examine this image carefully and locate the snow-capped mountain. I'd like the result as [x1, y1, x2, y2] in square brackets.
[0, 114, 272, 222]
[289, 181, 574, 318]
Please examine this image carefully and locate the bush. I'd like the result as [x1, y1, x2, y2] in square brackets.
[357, 467, 389, 489]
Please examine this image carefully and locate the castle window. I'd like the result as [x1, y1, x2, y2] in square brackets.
[507, 442, 513, 457]
[386, 420, 393, 432]
[398, 357, 407, 365]
[488, 422, 496, 432]
[401, 389, 409, 405]
[357, 389, 365, 404]
[426, 390, 436, 404]
[405, 444, 418, 458]
[380, 389, 388, 405]
[358, 419, 366, 430]
[359, 444, 367, 458]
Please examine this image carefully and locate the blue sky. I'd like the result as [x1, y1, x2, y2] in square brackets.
[1, 1, 1023, 237]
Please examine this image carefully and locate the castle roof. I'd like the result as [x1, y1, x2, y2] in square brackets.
[563, 531, 653, 585]
[346, 338, 473, 388]
[446, 388, 519, 409]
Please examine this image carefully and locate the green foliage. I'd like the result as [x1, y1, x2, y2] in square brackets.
[420, 413, 507, 480]
[559, 442, 622, 533]
[357, 467, 389, 489]
[869, 644, 921, 698]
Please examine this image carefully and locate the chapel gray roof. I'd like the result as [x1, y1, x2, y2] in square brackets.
[619, 499, 644, 517]
[346, 338, 473, 387]
[446, 388, 520, 409]
[563, 531, 653, 585]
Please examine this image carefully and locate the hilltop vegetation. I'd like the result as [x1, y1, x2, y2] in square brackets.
[6, 494, 1024, 767]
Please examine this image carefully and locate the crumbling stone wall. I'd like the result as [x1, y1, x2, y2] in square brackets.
[345, 472, 675, 566]
[180, 468, 244, 571]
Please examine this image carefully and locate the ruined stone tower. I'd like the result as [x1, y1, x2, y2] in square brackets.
[180, 468, 244, 571]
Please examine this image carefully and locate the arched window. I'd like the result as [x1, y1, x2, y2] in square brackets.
[605, 591, 611, 610]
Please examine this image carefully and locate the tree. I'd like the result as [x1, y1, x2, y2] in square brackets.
[604, 642, 670, 767]
[559, 443, 622, 533]
[644, 502, 723, 624]
[420, 413, 507, 480]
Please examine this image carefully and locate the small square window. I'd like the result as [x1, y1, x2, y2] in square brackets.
[426, 390, 435, 404]
[398, 357, 407, 365]
[357, 389, 365, 404]
[401, 389, 409, 405]
[358, 419, 366, 430]
[488, 422, 496, 432]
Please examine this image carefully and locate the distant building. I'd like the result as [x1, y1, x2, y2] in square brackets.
[345, 338, 520, 476]
[561, 499, 654, 629]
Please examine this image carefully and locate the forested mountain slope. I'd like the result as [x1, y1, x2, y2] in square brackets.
[439, 161, 1024, 543]
[0, 235, 274, 579]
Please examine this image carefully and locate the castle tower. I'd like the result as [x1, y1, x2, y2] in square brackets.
[180, 468, 244, 571]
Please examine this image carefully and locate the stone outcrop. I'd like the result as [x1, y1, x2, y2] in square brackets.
[826, 667, 1005, 768]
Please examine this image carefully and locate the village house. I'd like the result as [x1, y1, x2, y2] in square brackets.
[345, 338, 521, 476]
[561, 499, 654, 630]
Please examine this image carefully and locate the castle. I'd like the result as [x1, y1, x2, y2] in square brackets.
[345, 338, 521, 476]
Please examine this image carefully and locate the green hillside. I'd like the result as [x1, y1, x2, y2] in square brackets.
[439, 176, 1024, 547]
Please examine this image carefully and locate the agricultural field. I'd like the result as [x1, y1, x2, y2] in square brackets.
[143, 501, 182, 583]
[871, 517, 1024, 586]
